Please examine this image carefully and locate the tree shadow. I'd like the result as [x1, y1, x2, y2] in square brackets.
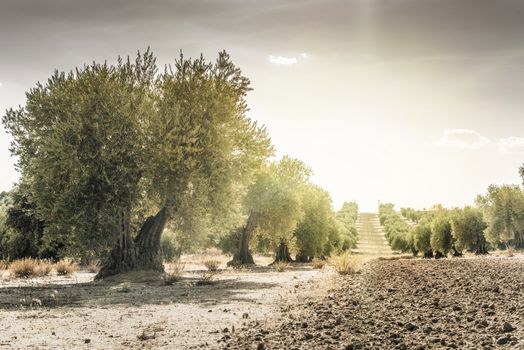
[0, 272, 289, 311]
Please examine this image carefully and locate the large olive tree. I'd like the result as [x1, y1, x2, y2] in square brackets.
[3, 49, 272, 278]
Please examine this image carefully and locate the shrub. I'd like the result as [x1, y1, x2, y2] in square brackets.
[34, 259, 53, 276]
[330, 252, 362, 275]
[54, 258, 77, 275]
[9, 258, 52, 278]
[203, 259, 220, 271]
[273, 261, 287, 272]
[312, 258, 326, 269]
[0, 260, 7, 270]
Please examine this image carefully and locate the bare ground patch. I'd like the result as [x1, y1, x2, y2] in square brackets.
[0, 257, 332, 349]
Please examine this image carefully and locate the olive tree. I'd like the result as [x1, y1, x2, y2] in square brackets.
[229, 156, 309, 265]
[294, 185, 333, 262]
[412, 218, 433, 258]
[430, 212, 453, 258]
[3, 49, 272, 278]
[451, 206, 487, 254]
[476, 184, 524, 249]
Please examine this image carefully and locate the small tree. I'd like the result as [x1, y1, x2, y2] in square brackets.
[430, 212, 453, 258]
[294, 185, 333, 262]
[412, 218, 433, 258]
[451, 206, 487, 254]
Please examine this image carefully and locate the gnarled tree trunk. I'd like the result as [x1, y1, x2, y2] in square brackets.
[475, 233, 488, 255]
[96, 207, 169, 279]
[274, 240, 293, 263]
[229, 213, 257, 266]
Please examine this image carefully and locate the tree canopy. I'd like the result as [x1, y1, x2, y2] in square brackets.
[3, 49, 272, 276]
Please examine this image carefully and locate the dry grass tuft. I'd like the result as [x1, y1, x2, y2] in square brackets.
[54, 258, 77, 275]
[312, 258, 327, 269]
[195, 271, 216, 286]
[0, 260, 7, 270]
[203, 259, 220, 272]
[164, 260, 185, 285]
[85, 260, 101, 273]
[35, 260, 53, 276]
[273, 261, 288, 272]
[507, 246, 515, 257]
[330, 252, 362, 275]
[9, 258, 52, 278]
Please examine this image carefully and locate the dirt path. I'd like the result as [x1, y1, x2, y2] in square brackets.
[223, 256, 524, 350]
[0, 262, 332, 349]
[354, 212, 393, 257]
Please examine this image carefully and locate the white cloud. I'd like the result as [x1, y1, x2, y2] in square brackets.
[269, 55, 297, 65]
[0, 82, 3, 87]
[436, 129, 491, 150]
[300, 52, 309, 59]
[498, 136, 524, 154]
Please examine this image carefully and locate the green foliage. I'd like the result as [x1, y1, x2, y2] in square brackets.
[294, 185, 333, 261]
[3, 49, 272, 259]
[476, 185, 524, 248]
[335, 202, 358, 251]
[245, 157, 310, 251]
[401, 207, 424, 223]
[451, 206, 487, 254]
[160, 230, 181, 262]
[430, 212, 453, 256]
[378, 203, 413, 253]
[218, 228, 242, 255]
[0, 186, 65, 261]
[411, 218, 433, 258]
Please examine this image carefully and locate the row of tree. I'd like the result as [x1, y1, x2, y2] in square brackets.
[0, 49, 357, 277]
[381, 166, 524, 257]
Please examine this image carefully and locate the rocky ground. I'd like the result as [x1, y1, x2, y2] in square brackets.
[222, 256, 524, 350]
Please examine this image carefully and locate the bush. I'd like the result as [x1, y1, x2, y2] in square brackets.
[35, 259, 53, 276]
[203, 259, 220, 271]
[330, 252, 362, 275]
[312, 258, 326, 269]
[9, 258, 52, 278]
[54, 258, 77, 275]
[273, 261, 288, 272]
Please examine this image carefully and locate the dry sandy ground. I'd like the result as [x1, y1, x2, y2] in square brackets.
[224, 255, 524, 350]
[0, 255, 332, 349]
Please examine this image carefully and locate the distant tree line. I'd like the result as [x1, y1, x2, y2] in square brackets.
[380, 167, 524, 257]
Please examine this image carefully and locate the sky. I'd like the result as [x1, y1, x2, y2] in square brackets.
[0, 0, 523, 212]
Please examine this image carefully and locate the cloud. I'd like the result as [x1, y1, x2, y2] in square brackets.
[436, 129, 491, 150]
[498, 136, 524, 154]
[300, 52, 309, 59]
[0, 82, 3, 87]
[268, 55, 297, 65]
